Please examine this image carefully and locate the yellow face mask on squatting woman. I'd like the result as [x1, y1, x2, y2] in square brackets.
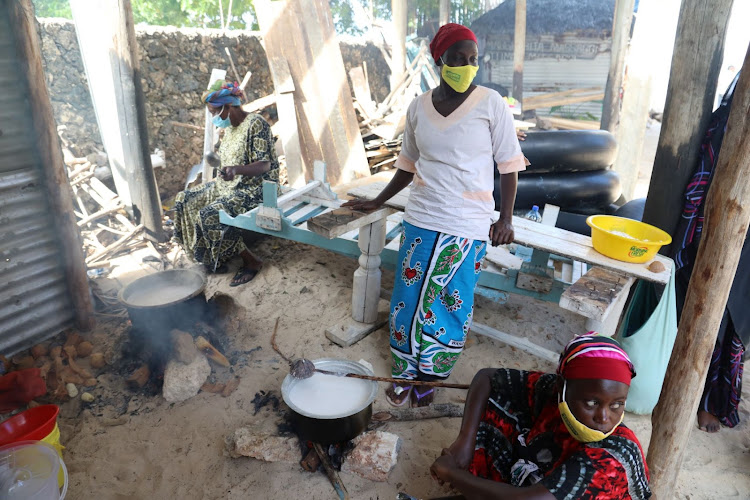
[440, 58, 478, 93]
[558, 379, 624, 443]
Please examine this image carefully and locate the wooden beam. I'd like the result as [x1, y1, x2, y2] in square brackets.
[70, 0, 164, 242]
[600, 0, 635, 133]
[8, 0, 95, 331]
[642, 0, 733, 246]
[255, 0, 370, 186]
[439, 0, 450, 26]
[647, 45, 750, 497]
[611, 0, 661, 200]
[512, 0, 526, 101]
[390, 0, 407, 90]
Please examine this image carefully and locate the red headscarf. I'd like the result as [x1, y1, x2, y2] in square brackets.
[557, 333, 636, 386]
[429, 23, 478, 63]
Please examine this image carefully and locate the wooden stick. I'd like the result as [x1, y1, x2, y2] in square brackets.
[86, 224, 144, 263]
[312, 443, 349, 500]
[170, 121, 204, 132]
[70, 171, 95, 187]
[372, 403, 464, 421]
[313, 368, 470, 390]
[77, 205, 123, 227]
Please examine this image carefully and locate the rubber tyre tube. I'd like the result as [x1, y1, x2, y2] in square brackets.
[495, 169, 622, 212]
[516, 130, 618, 174]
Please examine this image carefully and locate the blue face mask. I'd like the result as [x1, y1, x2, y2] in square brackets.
[212, 106, 231, 128]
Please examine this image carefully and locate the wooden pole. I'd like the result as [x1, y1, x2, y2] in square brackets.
[512, 0, 526, 102]
[70, 0, 164, 242]
[391, 0, 407, 91]
[439, 0, 450, 26]
[610, 0, 660, 200]
[8, 0, 95, 331]
[600, 0, 634, 133]
[647, 44, 750, 497]
[641, 0, 733, 244]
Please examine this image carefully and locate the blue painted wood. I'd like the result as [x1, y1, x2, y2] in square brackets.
[283, 202, 307, 217]
[291, 206, 328, 226]
[262, 181, 278, 208]
[476, 286, 510, 304]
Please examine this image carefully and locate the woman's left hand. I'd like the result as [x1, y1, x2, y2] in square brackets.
[490, 218, 515, 246]
[430, 451, 459, 487]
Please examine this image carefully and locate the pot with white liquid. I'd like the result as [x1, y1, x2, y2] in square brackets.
[281, 359, 378, 444]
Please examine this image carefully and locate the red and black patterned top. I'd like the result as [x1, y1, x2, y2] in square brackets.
[469, 369, 651, 499]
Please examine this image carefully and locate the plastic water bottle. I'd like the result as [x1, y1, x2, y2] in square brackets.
[515, 205, 542, 261]
[524, 205, 542, 223]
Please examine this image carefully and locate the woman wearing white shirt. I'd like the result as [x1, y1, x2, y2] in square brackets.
[344, 24, 526, 407]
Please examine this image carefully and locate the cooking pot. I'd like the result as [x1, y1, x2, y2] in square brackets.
[281, 359, 378, 445]
[118, 269, 206, 352]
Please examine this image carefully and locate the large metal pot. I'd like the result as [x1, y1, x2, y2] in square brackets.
[281, 359, 378, 445]
[118, 269, 206, 352]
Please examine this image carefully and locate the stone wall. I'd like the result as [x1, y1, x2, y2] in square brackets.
[38, 20, 390, 200]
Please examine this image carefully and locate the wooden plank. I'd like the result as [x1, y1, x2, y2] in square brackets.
[559, 266, 635, 322]
[241, 94, 277, 113]
[485, 245, 523, 270]
[601, 0, 635, 132]
[543, 116, 600, 130]
[307, 207, 394, 239]
[512, 0, 526, 101]
[523, 87, 604, 110]
[470, 322, 558, 364]
[349, 66, 375, 118]
[255, 0, 370, 186]
[348, 183, 672, 284]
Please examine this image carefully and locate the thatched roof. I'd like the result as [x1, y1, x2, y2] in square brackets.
[471, 0, 615, 36]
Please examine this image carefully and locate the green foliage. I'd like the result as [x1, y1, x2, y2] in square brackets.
[33, 0, 257, 29]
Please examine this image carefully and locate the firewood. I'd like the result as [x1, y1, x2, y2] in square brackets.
[300, 448, 322, 472]
[200, 382, 225, 394]
[371, 403, 464, 422]
[127, 365, 150, 389]
[67, 356, 93, 379]
[59, 367, 84, 386]
[195, 336, 230, 367]
[221, 377, 240, 397]
[50, 346, 62, 359]
[11, 355, 35, 370]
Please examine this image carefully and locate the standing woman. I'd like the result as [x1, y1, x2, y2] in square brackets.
[172, 80, 279, 286]
[343, 24, 527, 407]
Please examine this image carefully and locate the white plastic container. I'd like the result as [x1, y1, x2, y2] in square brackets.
[0, 441, 67, 499]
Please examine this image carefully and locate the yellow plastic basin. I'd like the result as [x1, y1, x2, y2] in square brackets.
[586, 215, 672, 263]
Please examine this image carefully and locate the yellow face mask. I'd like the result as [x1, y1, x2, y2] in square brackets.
[558, 380, 624, 443]
[440, 60, 479, 93]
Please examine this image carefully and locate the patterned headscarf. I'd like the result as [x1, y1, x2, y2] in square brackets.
[557, 333, 636, 386]
[429, 23, 478, 63]
[201, 80, 244, 107]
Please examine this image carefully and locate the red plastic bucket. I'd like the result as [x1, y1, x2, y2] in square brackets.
[0, 405, 60, 445]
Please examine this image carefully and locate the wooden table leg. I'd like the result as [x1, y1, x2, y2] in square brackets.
[351, 218, 386, 323]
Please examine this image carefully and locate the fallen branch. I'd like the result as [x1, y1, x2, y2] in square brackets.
[86, 224, 144, 263]
[371, 403, 464, 422]
[77, 205, 123, 227]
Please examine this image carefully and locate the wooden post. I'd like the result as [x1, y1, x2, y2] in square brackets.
[647, 45, 750, 498]
[255, 0, 370, 186]
[512, 0, 526, 101]
[70, 0, 164, 242]
[642, 0, 733, 243]
[391, 0, 407, 91]
[439, 0, 450, 26]
[202, 68, 226, 184]
[8, 0, 95, 330]
[610, 0, 660, 200]
[352, 218, 386, 323]
[600, 0, 634, 133]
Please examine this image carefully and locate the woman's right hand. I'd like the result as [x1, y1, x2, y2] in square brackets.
[341, 198, 383, 212]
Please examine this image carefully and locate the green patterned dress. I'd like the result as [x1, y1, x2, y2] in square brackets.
[173, 114, 279, 268]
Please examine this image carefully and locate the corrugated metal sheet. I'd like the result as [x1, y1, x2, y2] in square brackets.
[483, 33, 611, 119]
[0, 2, 75, 355]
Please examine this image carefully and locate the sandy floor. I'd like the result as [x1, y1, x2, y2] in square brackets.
[47, 235, 750, 500]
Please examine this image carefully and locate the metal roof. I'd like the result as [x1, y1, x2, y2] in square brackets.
[0, 1, 75, 355]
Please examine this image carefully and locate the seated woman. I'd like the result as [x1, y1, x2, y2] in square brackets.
[430, 334, 652, 499]
[172, 80, 279, 286]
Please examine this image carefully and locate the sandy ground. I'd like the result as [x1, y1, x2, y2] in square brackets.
[46, 233, 750, 500]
